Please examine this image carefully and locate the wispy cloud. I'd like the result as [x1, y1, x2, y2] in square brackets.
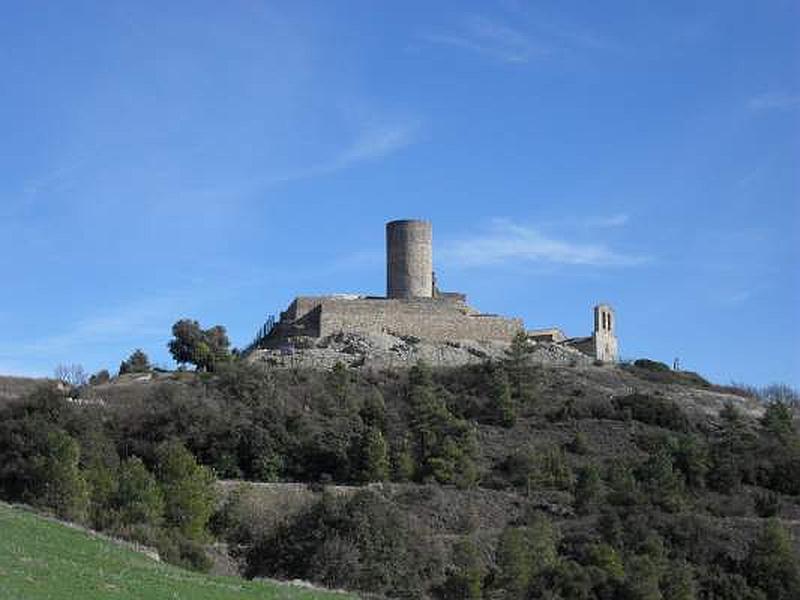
[748, 92, 800, 111]
[440, 219, 647, 268]
[583, 213, 629, 228]
[264, 118, 420, 186]
[421, 16, 549, 64]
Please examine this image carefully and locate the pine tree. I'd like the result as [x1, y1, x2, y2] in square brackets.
[155, 441, 216, 541]
[34, 430, 89, 522]
[358, 426, 389, 483]
[115, 457, 164, 526]
[490, 365, 516, 427]
[574, 464, 602, 515]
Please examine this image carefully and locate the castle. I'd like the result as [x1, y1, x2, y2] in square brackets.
[258, 219, 618, 362]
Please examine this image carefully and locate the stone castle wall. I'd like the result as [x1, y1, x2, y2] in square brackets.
[283, 296, 522, 343]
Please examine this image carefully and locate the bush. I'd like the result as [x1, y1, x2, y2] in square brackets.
[615, 394, 691, 432]
[633, 359, 671, 373]
[245, 489, 441, 597]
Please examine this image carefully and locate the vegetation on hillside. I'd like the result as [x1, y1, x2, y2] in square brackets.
[1, 338, 799, 598]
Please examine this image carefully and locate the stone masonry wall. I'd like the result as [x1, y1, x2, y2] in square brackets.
[288, 296, 522, 342]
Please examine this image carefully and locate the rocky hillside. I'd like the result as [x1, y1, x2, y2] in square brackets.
[249, 331, 594, 370]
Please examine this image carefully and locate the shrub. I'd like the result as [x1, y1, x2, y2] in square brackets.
[615, 393, 691, 432]
[633, 359, 671, 372]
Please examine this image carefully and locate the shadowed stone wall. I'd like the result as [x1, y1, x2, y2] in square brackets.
[282, 296, 522, 342]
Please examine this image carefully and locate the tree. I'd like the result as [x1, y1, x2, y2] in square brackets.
[357, 426, 390, 483]
[574, 464, 602, 515]
[89, 369, 111, 385]
[360, 388, 386, 431]
[495, 515, 559, 598]
[33, 430, 89, 521]
[168, 319, 230, 372]
[622, 555, 663, 600]
[204, 325, 231, 369]
[54, 363, 87, 388]
[761, 401, 796, 440]
[531, 446, 573, 491]
[119, 349, 151, 375]
[637, 447, 685, 512]
[745, 520, 800, 599]
[506, 331, 532, 401]
[327, 361, 351, 410]
[440, 537, 485, 599]
[115, 457, 164, 527]
[155, 441, 216, 540]
[168, 319, 206, 367]
[495, 526, 534, 598]
[507, 331, 529, 367]
[391, 435, 415, 482]
[662, 560, 697, 600]
[490, 365, 516, 427]
[407, 362, 478, 486]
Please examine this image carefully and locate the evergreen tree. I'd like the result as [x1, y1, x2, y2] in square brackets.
[391, 435, 415, 482]
[662, 560, 697, 600]
[407, 361, 477, 485]
[637, 447, 685, 512]
[34, 430, 89, 522]
[490, 365, 516, 427]
[155, 441, 216, 541]
[761, 401, 796, 440]
[574, 464, 602, 514]
[119, 349, 151, 375]
[745, 520, 800, 599]
[115, 457, 164, 527]
[495, 515, 558, 598]
[358, 426, 389, 483]
[168, 319, 230, 372]
[440, 537, 485, 599]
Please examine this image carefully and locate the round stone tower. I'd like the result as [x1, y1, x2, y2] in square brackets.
[386, 219, 433, 299]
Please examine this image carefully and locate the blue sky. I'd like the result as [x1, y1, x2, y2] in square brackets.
[1, 0, 798, 386]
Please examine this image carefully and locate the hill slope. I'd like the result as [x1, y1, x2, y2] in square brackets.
[0, 502, 352, 600]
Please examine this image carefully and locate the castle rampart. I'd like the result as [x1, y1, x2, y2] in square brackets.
[278, 295, 523, 343]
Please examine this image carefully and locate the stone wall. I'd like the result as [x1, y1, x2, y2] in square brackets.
[284, 296, 523, 342]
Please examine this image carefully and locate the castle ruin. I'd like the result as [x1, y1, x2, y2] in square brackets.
[258, 219, 618, 362]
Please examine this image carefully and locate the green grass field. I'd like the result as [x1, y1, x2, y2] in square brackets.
[0, 502, 354, 600]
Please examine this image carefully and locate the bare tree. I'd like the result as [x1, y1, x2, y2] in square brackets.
[54, 363, 88, 388]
